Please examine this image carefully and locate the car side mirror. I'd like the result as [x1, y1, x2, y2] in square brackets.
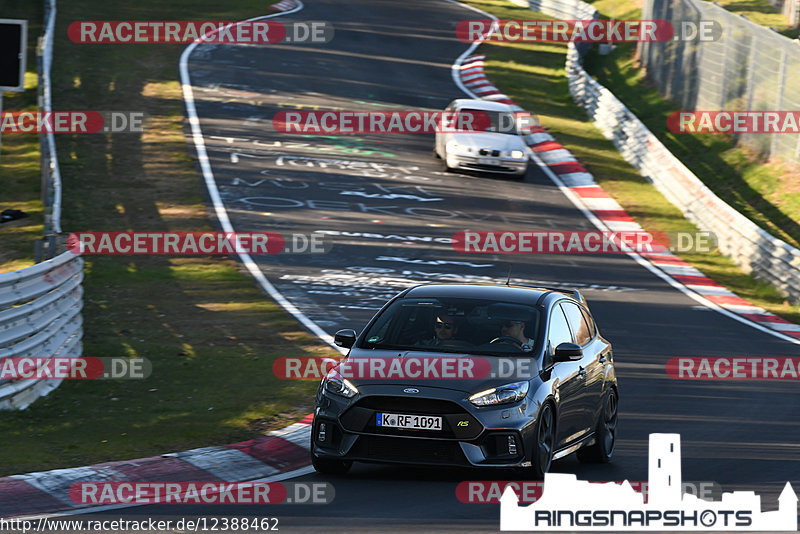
[554, 342, 582, 362]
[334, 329, 357, 348]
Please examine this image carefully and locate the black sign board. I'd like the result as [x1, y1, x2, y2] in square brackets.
[0, 19, 27, 91]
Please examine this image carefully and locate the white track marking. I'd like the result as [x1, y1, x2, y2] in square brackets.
[444, 0, 800, 345]
[179, 1, 347, 354]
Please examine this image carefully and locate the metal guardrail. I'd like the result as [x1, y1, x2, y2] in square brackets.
[514, 0, 800, 303]
[0, 252, 84, 409]
[0, 0, 83, 410]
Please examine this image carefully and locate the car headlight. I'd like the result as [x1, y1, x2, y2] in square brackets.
[510, 150, 525, 159]
[323, 369, 359, 398]
[469, 381, 529, 407]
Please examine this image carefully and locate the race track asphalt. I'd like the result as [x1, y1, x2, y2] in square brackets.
[77, 0, 800, 531]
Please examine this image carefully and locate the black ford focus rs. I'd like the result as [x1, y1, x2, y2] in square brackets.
[311, 283, 618, 477]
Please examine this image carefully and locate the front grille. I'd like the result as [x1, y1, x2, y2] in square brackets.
[350, 435, 469, 465]
[463, 163, 515, 172]
[353, 396, 461, 414]
[342, 396, 483, 440]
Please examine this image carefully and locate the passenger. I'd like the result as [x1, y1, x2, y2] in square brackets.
[499, 320, 535, 351]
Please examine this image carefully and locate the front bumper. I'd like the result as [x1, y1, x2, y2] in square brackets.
[312, 385, 536, 468]
[447, 153, 528, 175]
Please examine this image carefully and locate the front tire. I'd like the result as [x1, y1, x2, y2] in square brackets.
[577, 388, 618, 464]
[527, 402, 555, 479]
[440, 151, 453, 172]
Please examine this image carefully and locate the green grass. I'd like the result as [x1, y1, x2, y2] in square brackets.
[0, 0, 342, 477]
[460, 0, 800, 323]
[703, 0, 800, 37]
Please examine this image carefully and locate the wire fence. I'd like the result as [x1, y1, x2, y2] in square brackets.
[638, 0, 800, 164]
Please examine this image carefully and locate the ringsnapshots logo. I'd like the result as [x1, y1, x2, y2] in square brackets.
[500, 433, 797, 531]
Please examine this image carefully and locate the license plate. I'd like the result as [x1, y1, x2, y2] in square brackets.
[478, 158, 496, 165]
[376, 412, 442, 430]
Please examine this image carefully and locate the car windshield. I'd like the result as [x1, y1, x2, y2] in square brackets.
[359, 297, 542, 355]
[458, 108, 518, 135]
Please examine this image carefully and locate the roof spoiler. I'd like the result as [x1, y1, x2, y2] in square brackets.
[526, 285, 587, 305]
[573, 289, 586, 305]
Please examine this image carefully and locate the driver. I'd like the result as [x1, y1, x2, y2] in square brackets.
[499, 320, 535, 352]
[418, 314, 471, 348]
[428, 314, 458, 346]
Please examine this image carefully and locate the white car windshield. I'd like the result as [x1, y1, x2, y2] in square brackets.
[458, 108, 518, 135]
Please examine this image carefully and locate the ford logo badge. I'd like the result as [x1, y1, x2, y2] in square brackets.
[403, 388, 419, 394]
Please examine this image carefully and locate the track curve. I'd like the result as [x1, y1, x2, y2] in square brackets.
[78, 0, 800, 530]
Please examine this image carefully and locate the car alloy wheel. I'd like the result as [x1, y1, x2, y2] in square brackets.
[531, 402, 554, 478]
[577, 388, 617, 463]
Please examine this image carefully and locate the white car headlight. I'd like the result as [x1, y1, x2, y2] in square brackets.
[510, 150, 525, 159]
[469, 381, 529, 407]
[323, 369, 358, 398]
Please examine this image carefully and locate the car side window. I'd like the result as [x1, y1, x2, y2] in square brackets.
[579, 306, 597, 338]
[547, 305, 572, 354]
[561, 302, 592, 346]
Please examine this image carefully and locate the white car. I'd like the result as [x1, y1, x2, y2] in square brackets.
[434, 99, 534, 178]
